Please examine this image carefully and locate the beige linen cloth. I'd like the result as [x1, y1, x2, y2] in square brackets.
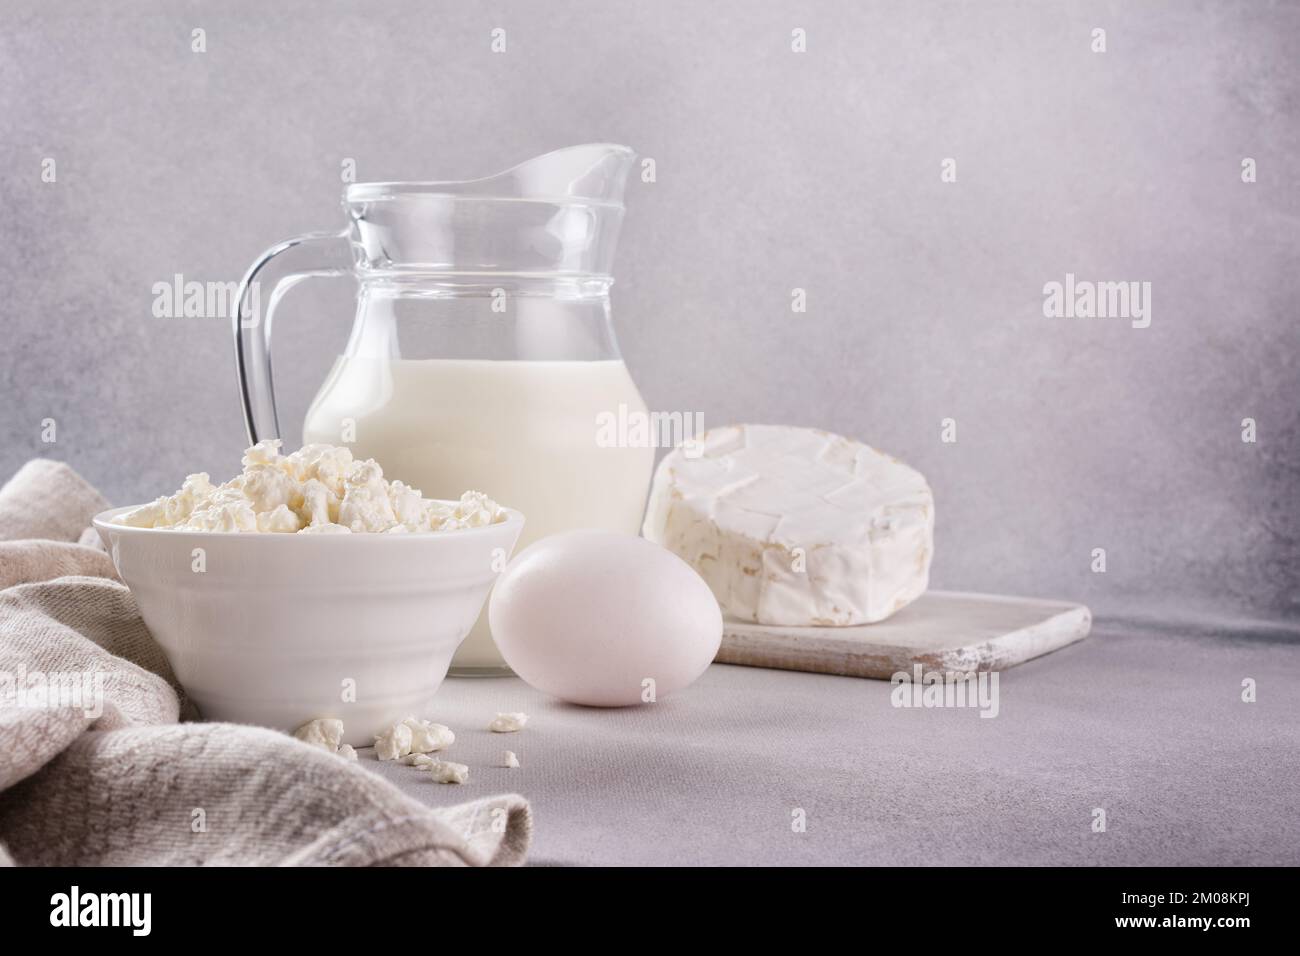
[0, 459, 531, 866]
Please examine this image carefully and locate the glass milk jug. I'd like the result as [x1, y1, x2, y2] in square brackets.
[234, 144, 654, 674]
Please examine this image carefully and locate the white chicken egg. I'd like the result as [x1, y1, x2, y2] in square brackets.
[488, 530, 723, 706]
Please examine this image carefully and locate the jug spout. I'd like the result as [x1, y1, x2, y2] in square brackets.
[499, 143, 636, 207]
[344, 143, 636, 207]
[344, 144, 637, 279]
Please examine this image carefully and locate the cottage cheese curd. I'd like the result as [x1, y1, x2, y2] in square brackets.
[375, 716, 457, 762]
[114, 440, 506, 535]
[292, 718, 345, 752]
[488, 712, 528, 733]
[426, 760, 470, 784]
[291, 718, 357, 761]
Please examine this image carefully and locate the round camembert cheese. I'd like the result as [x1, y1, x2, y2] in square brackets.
[642, 424, 934, 626]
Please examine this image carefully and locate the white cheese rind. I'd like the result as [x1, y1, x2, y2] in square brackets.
[642, 425, 933, 626]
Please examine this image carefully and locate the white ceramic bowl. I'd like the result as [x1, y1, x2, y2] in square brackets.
[93, 505, 524, 746]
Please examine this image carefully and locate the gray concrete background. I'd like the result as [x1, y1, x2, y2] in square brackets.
[373, 625, 1300, 866]
[2, 1, 1297, 626]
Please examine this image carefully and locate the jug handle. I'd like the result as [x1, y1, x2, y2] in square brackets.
[232, 231, 353, 444]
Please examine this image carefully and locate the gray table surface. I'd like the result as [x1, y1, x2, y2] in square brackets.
[362, 620, 1300, 866]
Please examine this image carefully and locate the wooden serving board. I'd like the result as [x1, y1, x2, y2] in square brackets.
[717, 590, 1091, 679]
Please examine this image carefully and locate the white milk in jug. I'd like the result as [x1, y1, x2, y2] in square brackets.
[302, 356, 655, 670]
